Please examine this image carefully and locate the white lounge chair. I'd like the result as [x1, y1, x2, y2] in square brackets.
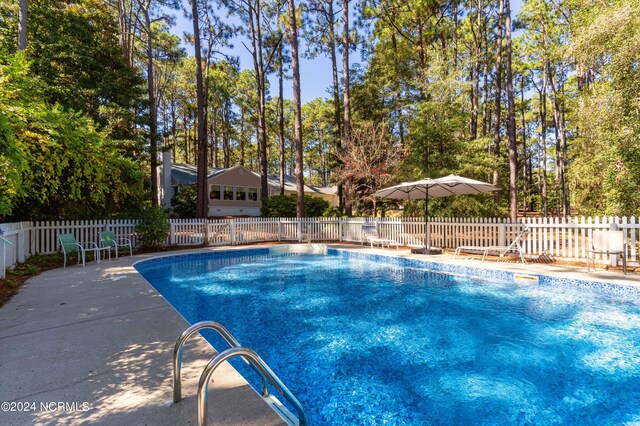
[587, 230, 627, 274]
[454, 227, 530, 264]
[361, 224, 399, 250]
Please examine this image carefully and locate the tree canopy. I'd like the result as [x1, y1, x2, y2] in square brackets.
[0, 0, 638, 220]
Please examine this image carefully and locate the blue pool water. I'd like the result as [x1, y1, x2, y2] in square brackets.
[135, 249, 640, 425]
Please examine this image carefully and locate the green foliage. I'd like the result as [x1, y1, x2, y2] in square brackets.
[261, 195, 330, 217]
[322, 206, 343, 217]
[170, 185, 197, 218]
[305, 196, 331, 217]
[0, 112, 23, 217]
[403, 195, 503, 219]
[567, 0, 640, 215]
[0, 54, 146, 220]
[10, 263, 39, 276]
[25, 0, 144, 142]
[137, 205, 170, 249]
[4, 279, 18, 288]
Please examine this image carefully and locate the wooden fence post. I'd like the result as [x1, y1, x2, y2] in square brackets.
[230, 220, 236, 245]
[278, 219, 282, 242]
[498, 220, 506, 247]
[17, 222, 25, 262]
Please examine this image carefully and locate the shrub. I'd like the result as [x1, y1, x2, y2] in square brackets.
[260, 195, 330, 217]
[305, 196, 331, 216]
[322, 206, 344, 217]
[138, 204, 170, 249]
[171, 185, 197, 218]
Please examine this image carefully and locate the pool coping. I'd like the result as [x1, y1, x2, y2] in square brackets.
[135, 243, 640, 301]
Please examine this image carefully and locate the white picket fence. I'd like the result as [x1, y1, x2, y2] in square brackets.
[1, 216, 638, 274]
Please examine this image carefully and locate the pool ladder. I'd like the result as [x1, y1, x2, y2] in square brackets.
[173, 321, 308, 426]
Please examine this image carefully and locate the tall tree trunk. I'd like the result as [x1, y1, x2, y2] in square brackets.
[342, 0, 352, 216]
[170, 93, 177, 159]
[481, 9, 490, 137]
[192, 0, 208, 218]
[248, 1, 269, 199]
[240, 108, 245, 166]
[117, 0, 136, 66]
[287, 0, 305, 217]
[540, 65, 549, 216]
[211, 109, 218, 167]
[143, 4, 159, 205]
[470, 0, 481, 140]
[470, 65, 478, 140]
[452, 0, 458, 68]
[183, 113, 189, 164]
[520, 77, 528, 216]
[505, 0, 518, 220]
[18, 0, 27, 51]
[223, 100, 231, 168]
[548, 67, 570, 216]
[492, 0, 504, 192]
[561, 82, 570, 215]
[328, 0, 344, 210]
[278, 38, 286, 196]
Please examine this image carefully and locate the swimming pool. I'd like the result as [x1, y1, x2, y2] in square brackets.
[135, 247, 640, 425]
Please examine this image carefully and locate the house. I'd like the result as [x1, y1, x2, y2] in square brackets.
[159, 152, 338, 217]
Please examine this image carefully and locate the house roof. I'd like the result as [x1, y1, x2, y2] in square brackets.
[169, 163, 337, 195]
[170, 163, 226, 185]
[264, 173, 338, 195]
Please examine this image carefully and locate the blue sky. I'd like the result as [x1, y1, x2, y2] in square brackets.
[169, 0, 523, 105]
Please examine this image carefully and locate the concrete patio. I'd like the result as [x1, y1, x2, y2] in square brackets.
[0, 251, 286, 426]
[0, 244, 637, 425]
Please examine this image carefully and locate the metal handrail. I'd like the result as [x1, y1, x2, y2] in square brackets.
[197, 346, 307, 426]
[173, 321, 268, 403]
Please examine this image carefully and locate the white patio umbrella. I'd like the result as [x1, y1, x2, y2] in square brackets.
[373, 174, 499, 252]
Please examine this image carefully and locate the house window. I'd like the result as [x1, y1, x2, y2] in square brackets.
[209, 185, 221, 200]
[223, 185, 234, 200]
[247, 187, 259, 201]
[236, 187, 247, 201]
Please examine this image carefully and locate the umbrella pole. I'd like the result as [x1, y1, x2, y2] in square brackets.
[424, 187, 429, 249]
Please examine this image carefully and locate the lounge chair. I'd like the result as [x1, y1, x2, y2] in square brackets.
[587, 230, 627, 274]
[58, 233, 99, 268]
[361, 224, 399, 250]
[99, 230, 133, 258]
[454, 227, 530, 264]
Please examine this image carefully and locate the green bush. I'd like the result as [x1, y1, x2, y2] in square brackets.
[305, 196, 331, 216]
[171, 185, 197, 218]
[322, 206, 344, 217]
[260, 195, 330, 217]
[138, 205, 170, 249]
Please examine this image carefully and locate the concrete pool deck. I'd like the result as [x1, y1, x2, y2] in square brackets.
[334, 244, 640, 290]
[0, 251, 286, 426]
[0, 244, 638, 425]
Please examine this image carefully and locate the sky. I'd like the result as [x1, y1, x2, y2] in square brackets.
[168, 0, 523, 105]
[169, 5, 338, 104]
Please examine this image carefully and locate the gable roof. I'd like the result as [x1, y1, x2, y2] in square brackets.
[170, 163, 226, 185]
[168, 163, 337, 195]
[264, 173, 337, 195]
